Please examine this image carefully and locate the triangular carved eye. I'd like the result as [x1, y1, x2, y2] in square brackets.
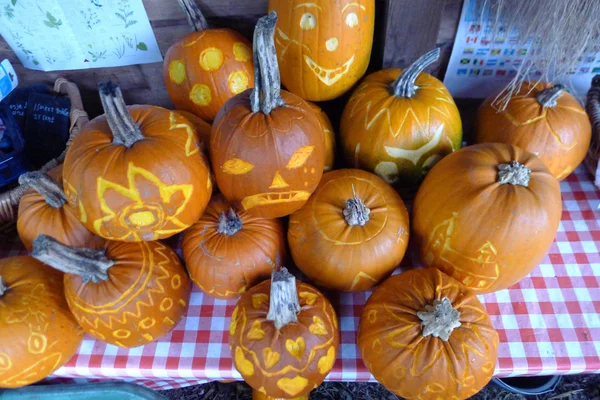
[286, 146, 315, 169]
[222, 158, 255, 175]
[270, 172, 289, 189]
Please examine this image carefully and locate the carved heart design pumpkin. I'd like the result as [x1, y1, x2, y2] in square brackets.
[0, 256, 84, 388]
[17, 166, 104, 252]
[358, 268, 498, 400]
[175, 110, 212, 154]
[288, 169, 409, 292]
[230, 268, 339, 399]
[307, 102, 336, 172]
[252, 389, 308, 400]
[268, 0, 374, 101]
[32, 235, 191, 348]
[63, 82, 212, 242]
[340, 49, 462, 186]
[211, 13, 324, 218]
[476, 82, 591, 180]
[164, 0, 254, 122]
[413, 143, 562, 293]
[182, 194, 286, 299]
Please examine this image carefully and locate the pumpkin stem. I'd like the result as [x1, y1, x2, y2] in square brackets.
[343, 184, 370, 227]
[32, 234, 114, 283]
[18, 171, 67, 209]
[416, 297, 461, 341]
[390, 48, 440, 98]
[498, 161, 531, 187]
[537, 84, 565, 108]
[266, 267, 301, 330]
[98, 81, 144, 148]
[0, 276, 7, 297]
[217, 209, 243, 236]
[250, 12, 286, 115]
[176, 0, 209, 32]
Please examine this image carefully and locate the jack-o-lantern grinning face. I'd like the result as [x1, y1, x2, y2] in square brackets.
[269, 0, 375, 101]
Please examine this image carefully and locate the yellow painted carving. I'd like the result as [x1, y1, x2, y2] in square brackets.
[160, 297, 174, 312]
[252, 293, 269, 309]
[113, 329, 132, 339]
[0, 352, 62, 387]
[222, 158, 255, 175]
[354, 143, 361, 168]
[241, 190, 310, 211]
[171, 274, 182, 289]
[385, 124, 445, 165]
[285, 337, 306, 361]
[325, 37, 339, 52]
[163, 317, 175, 326]
[263, 347, 281, 369]
[346, 12, 359, 27]
[374, 161, 399, 184]
[286, 146, 315, 169]
[309, 316, 328, 336]
[169, 112, 199, 157]
[143, 333, 153, 342]
[139, 317, 156, 330]
[235, 347, 255, 376]
[304, 54, 355, 87]
[233, 42, 251, 62]
[269, 171, 290, 189]
[230, 306, 239, 336]
[277, 376, 309, 397]
[342, 2, 366, 12]
[317, 346, 336, 374]
[128, 211, 156, 227]
[372, 338, 382, 353]
[258, 387, 267, 394]
[299, 291, 318, 306]
[169, 60, 186, 84]
[427, 383, 445, 393]
[228, 70, 249, 95]
[247, 320, 265, 340]
[27, 332, 48, 355]
[0, 353, 12, 371]
[299, 12, 317, 30]
[367, 309, 377, 324]
[350, 271, 377, 291]
[190, 84, 212, 106]
[199, 47, 223, 71]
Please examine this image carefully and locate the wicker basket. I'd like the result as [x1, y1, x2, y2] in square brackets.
[0, 78, 88, 232]
[585, 75, 600, 189]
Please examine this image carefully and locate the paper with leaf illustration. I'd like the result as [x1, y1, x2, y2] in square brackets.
[0, 0, 162, 71]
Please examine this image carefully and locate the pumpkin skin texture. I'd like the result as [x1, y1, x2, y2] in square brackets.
[230, 275, 339, 398]
[182, 194, 286, 299]
[63, 83, 212, 242]
[412, 143, 562, 293]
[340, 50, 462, 186]
[17, 166, 104, 252]
[357, 268, 499, 400]
[175, 110, 212, 153]
[307, 102, 336, 172]
[268, 0, 375, 101]
[288, 169, 409, 292]
[476, 82, 591, 181]
[252, 389, 308, 400]
[0, 256, 84, 388]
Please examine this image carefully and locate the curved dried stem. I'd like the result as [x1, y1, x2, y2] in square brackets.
[266, 267, 300, 330]
[390, 48, 440, 98]
[98, 81, 144, 147]
[176, 0, 209, 31]
[18, 171, 67, 208]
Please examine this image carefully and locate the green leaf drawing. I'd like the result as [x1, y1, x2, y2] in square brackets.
[33, 60, 39, 65]
[11, 0, 16, 6]
[136, 42, 147, 51]
[43, 11, 62, 29]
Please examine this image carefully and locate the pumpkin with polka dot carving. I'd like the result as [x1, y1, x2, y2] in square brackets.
[230, 268, 339, 399]
[164, 0, 254, 122]
[211, 13, 324, 218]
[0, 256, 84, 388]
[32, 235, 191, 348]
[358, 268, 498, 400]
[268, 0, 374, 101]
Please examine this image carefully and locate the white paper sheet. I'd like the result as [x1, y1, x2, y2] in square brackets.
[0, 0, 162, 71]
[443, 0, 600, 100]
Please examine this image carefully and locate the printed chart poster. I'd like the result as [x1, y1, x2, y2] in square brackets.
[444, 0, 599, 99]
[0, 0, 162, 71]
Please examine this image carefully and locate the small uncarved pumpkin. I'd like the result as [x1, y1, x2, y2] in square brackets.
[17, 166, 104, 251]
[288, 169, 409, 292]
[307, 102, 336, 172]
[230, 268, 339, 399]
[164, 0, 254, 122]
[476, 82, 591, 180]
[63, 82, 211, 242]
[182, 194, 286, 299]
[340, 49, 462, 186]
[252, 389, 308, 400]
[412, 143, 562, 293]
[358, 268, 498, 400]
[0, 256, 84, 388]
[211, 13, 324, 218]
[32, 235, 191, 348]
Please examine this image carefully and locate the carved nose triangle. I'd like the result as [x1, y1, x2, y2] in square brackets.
[269, 171, 290, 189]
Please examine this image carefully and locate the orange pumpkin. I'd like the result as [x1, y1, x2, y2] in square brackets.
[413, 143, 562, 293]
[307, 102, 336, 172]
[0, 256, 84, 388]
[17, 166, 104, 252]
[182, 194, 286, 299]
[268, 0, 375, 101]
[288, 169, 409, 292]
[175, 110, 212, 153]
[340, 49, 462, 186]
[252, 389, 308, 400]
[32, 235, 191, 348]
[211, 13, 324, 218]
[164, 0, 254, 122]
[476, 82, 591, 180]
[63, 82, 211, 242]
[230, 268, 339, 398]
[358, 268, 498, 400]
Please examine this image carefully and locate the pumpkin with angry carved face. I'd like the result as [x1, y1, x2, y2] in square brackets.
[269, 0, 375, 101]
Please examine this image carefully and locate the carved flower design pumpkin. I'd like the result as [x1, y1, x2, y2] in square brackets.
[230, 268, 339, 399]
[63, 82, 211, 242]
[164, 0, 254, 122]
[340, 49, 462, 185]
[32, 235, 191, 348]
[211, 13, 324, 218]
[0, 256, 84, 388]
[358, 268, 498, 400]
[288, 169, 409, 292]
[268, 0, 375, 101]
[307, 102, 336, 172]
[476, 82, 591, 180]
[413, 143, 562, 293]
[17, 166, 104, 252]
[182, 194, 286, 299]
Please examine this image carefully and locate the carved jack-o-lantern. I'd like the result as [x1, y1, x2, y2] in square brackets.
[268, 0, 375, 101]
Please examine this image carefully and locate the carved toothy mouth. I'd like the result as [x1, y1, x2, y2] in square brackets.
[304, 55, 355, 86]
[242, 191, 310, 210]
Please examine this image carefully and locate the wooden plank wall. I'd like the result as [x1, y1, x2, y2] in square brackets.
[0, 0, 462, 117]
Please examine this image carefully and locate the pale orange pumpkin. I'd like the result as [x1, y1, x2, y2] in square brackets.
[307, 102, 336, 172]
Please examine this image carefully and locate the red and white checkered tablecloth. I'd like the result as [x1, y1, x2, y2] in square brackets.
[2, 166, 599, 390]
